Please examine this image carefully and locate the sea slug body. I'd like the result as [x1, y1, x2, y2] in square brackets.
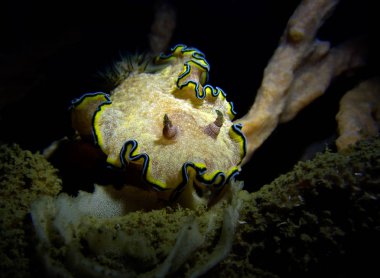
[70, 45, 246, 201]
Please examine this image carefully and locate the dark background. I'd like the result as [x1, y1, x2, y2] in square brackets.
[0, 0, 377, 190]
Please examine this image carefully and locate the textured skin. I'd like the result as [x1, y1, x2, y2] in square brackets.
[71, 45, 246, 197]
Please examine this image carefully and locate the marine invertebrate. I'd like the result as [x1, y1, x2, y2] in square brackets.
[69, 0, 371, 207]
[237, 0, 369, 163]
[336, 77, 380, 151]
[70, 44, 246, 206]
[0, 0, 376, 277]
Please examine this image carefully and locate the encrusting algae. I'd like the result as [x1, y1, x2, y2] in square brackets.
[2, 137, 380, 277]
[215, 137, 380, 277]
[0, 144, 62, 278]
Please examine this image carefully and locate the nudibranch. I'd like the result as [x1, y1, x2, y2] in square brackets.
[70, 45, 246, 205]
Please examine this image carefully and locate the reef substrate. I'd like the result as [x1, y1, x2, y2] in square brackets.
[0, 137, 379, 277]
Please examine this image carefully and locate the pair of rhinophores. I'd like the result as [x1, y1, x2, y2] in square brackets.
[70, 44, 246, 205]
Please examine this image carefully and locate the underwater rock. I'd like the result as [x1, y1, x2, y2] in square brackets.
[28, 136, 380, 277]
[30, 179, 243, 277]
[214, 137, 380, 277]
[2, 137, 380, 277]
[0, 144, 62, 278]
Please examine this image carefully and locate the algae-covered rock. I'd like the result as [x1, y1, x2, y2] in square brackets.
[214, 137, 380, 277]
[30, 181, 243, 277]
[2, 138, 380, 277]
[0, 144, 62, 278]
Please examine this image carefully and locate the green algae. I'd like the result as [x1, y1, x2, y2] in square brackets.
[0, 144, 62, 278]
[1, 137, 380, 277]
[213, 137, 380, 277]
